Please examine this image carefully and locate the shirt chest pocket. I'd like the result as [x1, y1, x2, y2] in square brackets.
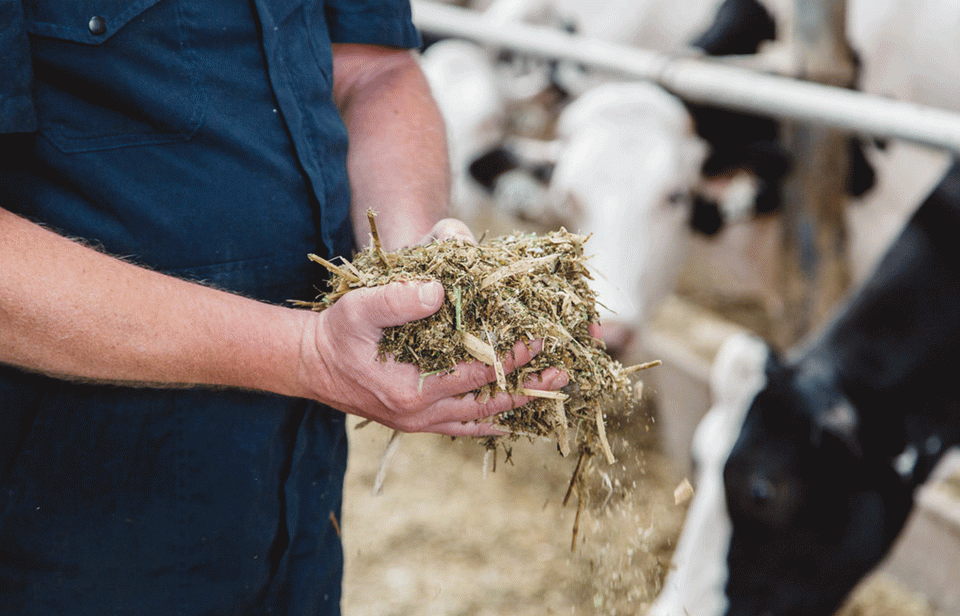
[23, 0, 206, 153]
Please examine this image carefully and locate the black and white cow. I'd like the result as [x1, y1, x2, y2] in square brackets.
[459, 0, 876, 234]
[649, 160, 960, 616]
[683, 0, 877, 228]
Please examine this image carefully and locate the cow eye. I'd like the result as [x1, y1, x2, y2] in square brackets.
[740, 472, 795, 525]
[726, 468, 797, 527]
[667, 190, 687, 206]
[749, 475, 778, 509]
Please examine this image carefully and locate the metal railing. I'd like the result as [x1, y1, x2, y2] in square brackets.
[413, 1, 960, 154]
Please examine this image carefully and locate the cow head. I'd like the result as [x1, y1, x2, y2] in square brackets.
[547, 82, 708, 330]
[720, 354, 914, 616]
[648, 336, 916, 616]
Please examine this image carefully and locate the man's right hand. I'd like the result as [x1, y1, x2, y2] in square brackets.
[298, 279, 568, 436]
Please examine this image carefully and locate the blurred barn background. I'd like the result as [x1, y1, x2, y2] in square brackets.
[340, 1, 960, 614]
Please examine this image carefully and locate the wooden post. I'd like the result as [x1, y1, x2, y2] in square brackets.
[774, 0, 855, 349]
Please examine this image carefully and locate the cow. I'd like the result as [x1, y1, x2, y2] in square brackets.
[682, 0, 878, 223]
[458, 0, 878, 224]
[648, 160, 960, 616]
[542, 82, 708, 351]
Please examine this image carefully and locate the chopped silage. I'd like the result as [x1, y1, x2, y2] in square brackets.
[303, 211, 659, 463]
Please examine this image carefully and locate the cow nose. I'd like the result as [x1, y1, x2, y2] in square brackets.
[689, 194, 724, 235]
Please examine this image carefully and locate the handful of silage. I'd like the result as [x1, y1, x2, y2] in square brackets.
[303, 214, 658, 463]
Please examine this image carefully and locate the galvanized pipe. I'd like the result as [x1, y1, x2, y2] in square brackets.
[412, 0, 960, 153]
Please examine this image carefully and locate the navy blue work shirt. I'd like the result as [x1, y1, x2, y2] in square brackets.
[0, 0, 421, 614]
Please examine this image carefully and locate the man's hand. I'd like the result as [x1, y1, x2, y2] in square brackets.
[301, 212, 565, 436]
[298, 279, 567, 436]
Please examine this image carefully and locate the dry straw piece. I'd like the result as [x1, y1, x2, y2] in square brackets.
[303, 210, 659, 463]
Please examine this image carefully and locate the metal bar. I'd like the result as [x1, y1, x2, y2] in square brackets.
[412, 0, 960, 153]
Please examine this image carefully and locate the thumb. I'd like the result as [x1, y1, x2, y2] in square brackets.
[355, 280, 445, 329]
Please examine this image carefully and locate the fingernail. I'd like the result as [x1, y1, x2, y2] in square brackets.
[552, 370, 569, 388]
[418, 282, 443, 309]
[542, 368, 568, 389]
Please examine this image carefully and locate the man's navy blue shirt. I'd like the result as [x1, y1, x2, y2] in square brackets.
[0, 1, 420, 613]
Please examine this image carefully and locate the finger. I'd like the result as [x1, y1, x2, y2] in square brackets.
[417, 338, 544, 400]
[520, 367, 569, 391]
[588, 322, 603, 340]
[342, 280, 444, 330]
[419, 367, 568, 429]
[425, 419, 507, 438]
[419, 392, 521, 430]
[421, 218, 476, 245]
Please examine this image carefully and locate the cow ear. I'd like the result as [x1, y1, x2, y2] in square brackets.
[709, 333, 771, 407]
[812, 399, 864, 458]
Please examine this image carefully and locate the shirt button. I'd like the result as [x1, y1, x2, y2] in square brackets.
[88, 15, 107, 36]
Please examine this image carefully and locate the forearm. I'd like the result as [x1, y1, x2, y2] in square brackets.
[333, 45, 452, 251]
[0, 208, 310, 397]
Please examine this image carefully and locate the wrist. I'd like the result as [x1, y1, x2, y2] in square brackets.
[250, 303, 319, 400]
[293, 309, 332, 403]
[196, 298, 317, 400]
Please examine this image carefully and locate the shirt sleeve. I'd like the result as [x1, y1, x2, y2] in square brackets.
[324, 0, 422, 49]
[0, 0, 38, 133]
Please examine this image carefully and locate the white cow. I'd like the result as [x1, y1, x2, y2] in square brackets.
[648, 333, 770, 616]
[420, 0, 786, 355]
[545, 82, 708, 349]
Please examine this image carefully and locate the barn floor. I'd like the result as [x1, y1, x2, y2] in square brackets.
[339, 404, 947, 616]
[340, 404, 680, 616]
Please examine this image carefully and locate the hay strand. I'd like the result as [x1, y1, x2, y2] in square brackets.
[554, 398, 571, 457]
[595, 408, 616, 464]
[517, 388, 569, 401]
[366, 209, 393, 270]
[480, 254, 561, 290]
[461, 331, 497, 365]
[623, 359, 663, 375]
[308, 253, 359, 282]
